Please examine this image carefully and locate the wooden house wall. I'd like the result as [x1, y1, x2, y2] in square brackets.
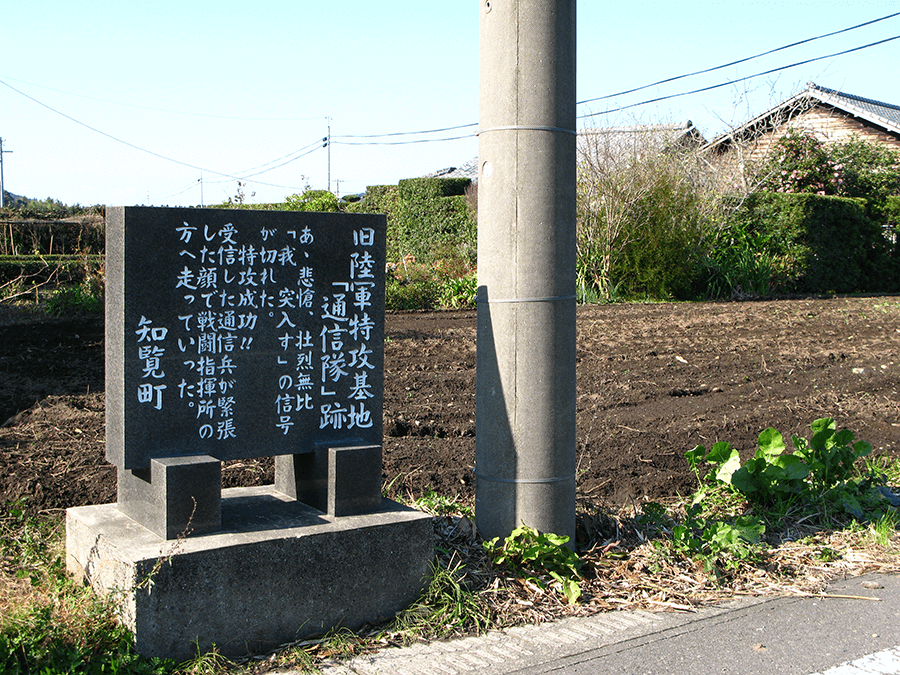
[706, 104, 900, 189]
[744, 105, 900, 162]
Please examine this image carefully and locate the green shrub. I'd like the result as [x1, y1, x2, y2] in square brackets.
[282, 189, 340, 212]
[829, 136, 900, 218]
[353, 179, 476, 272]
[758, 129, 843, 196]
[576, 132, 716, 301]
[700, 192, 895, 296]
[611, 167, 708, 300]
[439, 271, 477, 309]
[45, 281, 104, 316]
[385, 277, 440, 311]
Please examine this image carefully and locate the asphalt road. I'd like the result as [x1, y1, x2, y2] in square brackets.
[300, 573, 900, 675]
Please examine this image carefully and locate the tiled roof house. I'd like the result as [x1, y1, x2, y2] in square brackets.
[703, 82, 900, 161]
[422, 157, 479, 182]
[425, 122, 704, 185]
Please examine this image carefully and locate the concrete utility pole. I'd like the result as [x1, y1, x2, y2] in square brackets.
[475, 0, 577, 542]
[0, 138, 11, 208]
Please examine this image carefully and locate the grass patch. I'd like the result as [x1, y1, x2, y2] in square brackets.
[0, 501, 177, 674]
[3, 421, 898, 673]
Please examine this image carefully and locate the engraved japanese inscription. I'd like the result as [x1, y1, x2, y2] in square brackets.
[106, 207, 386, 470]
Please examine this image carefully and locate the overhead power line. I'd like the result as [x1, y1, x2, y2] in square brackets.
[0, 74, 322, 122]
[325, 13, 900, 141]
[0, 76, 323, 190]
[577, 10, 900, 106]
[0, 77, 242, 178]
[578, 33, 900, 120]
[331, 133, 475, 146]
[2, 10, 898, 184]
[332, 122, 477, 140]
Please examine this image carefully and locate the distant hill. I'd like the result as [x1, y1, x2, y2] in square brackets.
[1, 193, 103, 220]
[1, 190, 24, 205]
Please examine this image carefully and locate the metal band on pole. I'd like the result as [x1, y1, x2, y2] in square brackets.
[477, 125, 577, 136]
[474, 469, 576, 485]
[480, 294, 576, 304]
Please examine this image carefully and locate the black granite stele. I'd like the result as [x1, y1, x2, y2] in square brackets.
[105, 206, 387, 537]
[67, 207, 432, 661]
[107, 206, 386, 469]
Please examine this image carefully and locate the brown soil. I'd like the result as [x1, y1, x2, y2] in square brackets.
[2, 297, 900, 518]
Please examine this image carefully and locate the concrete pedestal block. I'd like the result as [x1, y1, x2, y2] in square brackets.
[66, 485, 433, 661]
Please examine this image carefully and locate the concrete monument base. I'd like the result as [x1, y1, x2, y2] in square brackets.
[66, 485, 433, 661]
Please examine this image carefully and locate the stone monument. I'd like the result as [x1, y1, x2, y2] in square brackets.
[66, 206, 432, 660]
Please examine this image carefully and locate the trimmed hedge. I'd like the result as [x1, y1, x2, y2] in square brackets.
[728, 192, 897, 294]
[351, 178, 476, 267]
[397, 177, 470, 200]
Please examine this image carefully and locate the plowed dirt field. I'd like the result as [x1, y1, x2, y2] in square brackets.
[2, 297, 899, 517]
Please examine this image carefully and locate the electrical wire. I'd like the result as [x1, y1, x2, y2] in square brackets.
[326, 18, 900, 141]
[577, 11, 900, 106]
[330, 134, 475, 146]
[223, 142, 326, 182]
[0, 77, 241, 178]
[578, 34, 900, 120]
[332, 122, 477, 139]
[160, 180, 202, 200]
[0, 76, 324, 189]
[0, 73, 323, 122]
[321, 13, 900, 142]
[227, 138, 326, 177]
[3, 11, 897, 183]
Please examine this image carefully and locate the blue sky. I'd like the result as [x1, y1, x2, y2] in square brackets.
[2, 1, 898, 207]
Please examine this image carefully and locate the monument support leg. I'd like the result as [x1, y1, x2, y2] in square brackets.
[476, 0, 578, 542]
[117, 455, 222, 540]
[275, 445, 383, 517]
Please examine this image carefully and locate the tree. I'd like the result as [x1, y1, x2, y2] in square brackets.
[576, 126, 717, 300]
[283, 188, 340, 212]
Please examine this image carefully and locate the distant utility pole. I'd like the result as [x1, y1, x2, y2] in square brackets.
[326, 117, 332, 193]
[0, 138, 11, 208]
[475, 0, 578, 542]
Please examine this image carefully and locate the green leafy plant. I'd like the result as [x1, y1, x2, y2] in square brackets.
[668, 505, 764, 573]
[689, 419, 888, 521]
[483, 525, 582, 604]
[413, 487, 474, 519]
[439, 271, 477, 309]
[45, 281, 103, 316]
[791, 418, 872, 490]
[677, 419, 897, 574]
[727, 429, 808, 504]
